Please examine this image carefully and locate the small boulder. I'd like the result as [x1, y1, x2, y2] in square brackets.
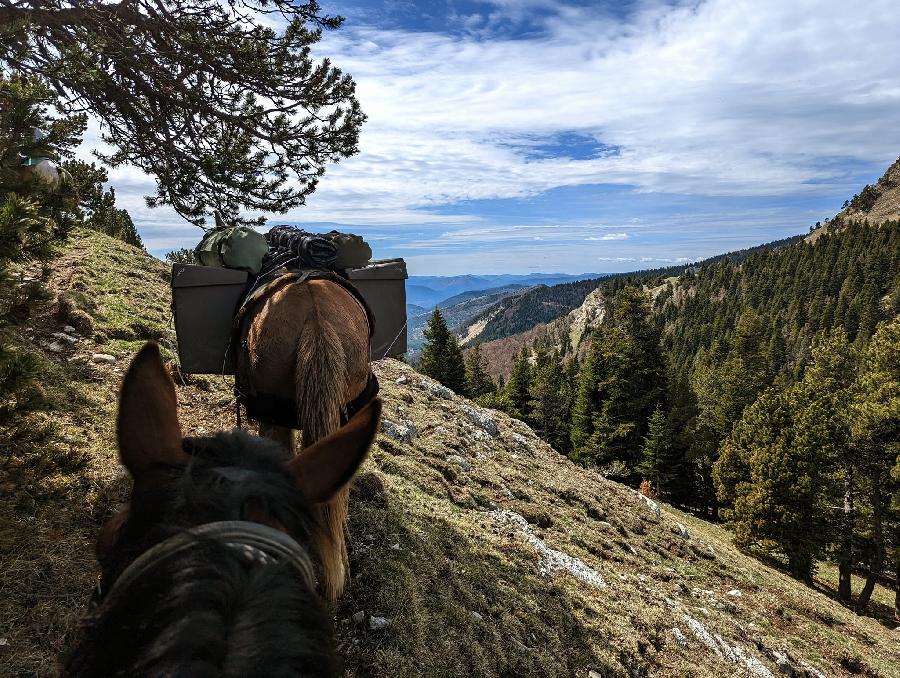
[396, 375, 409, 385]
[368, 615, 391, 631]
[63, 325, 78, 334]
[92, 353, 116, 364]
[674, 523, 690, 540]
[51, 332, 77, 345]
[726, 589, 742, 598]
[381, 418, 417, 442]
[351, 611, 366, 626]
[460, 404, 499, 436]
[417, 378, 454, 399]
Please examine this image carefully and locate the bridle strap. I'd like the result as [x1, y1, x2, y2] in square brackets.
[104, 521, 316, 603]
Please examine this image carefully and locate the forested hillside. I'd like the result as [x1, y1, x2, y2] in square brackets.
[459, 233, 808, 348]
[423, 159, 900, 619]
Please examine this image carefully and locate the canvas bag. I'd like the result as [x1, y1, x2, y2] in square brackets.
[194, 226, 269, 274]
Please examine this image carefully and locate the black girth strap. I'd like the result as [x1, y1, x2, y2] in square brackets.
[241, 370, 379, 430]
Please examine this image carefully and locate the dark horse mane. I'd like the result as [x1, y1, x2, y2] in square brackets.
[65, 430, 340, 677]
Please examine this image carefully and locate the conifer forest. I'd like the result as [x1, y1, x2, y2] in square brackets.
[419, 218, 900, 612]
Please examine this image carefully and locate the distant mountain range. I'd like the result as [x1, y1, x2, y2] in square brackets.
[406, 272, 601, 310]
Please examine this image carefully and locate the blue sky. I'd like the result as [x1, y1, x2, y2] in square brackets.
[97, 0, 900, 275]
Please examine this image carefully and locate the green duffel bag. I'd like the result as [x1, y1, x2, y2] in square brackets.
[194, 225, 269, 274]
[326, 230, 372, 269]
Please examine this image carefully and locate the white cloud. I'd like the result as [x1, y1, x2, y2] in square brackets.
[76, 0, 900, 259]
[587, 233, 629, 241]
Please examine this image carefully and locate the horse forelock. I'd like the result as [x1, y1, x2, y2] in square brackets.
[66, 430, 339, 677]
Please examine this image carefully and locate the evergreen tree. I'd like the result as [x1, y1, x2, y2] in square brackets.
[465, 344, 495, 399]
[64, 160, 141, 247]
[849, 317, 900, 612]
[715, 386, 831, 580]
[636, 405, 675, 497]
[1, 76, 82, 450]
[503, 348, 532, 420]
[528, 349, 570, 453]
[570, 285, 666, 474]
[2, 0, 365, 224]
[418, 309, 467, 394]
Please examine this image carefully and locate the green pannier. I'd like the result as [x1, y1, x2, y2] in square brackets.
[194, 226, 269, 274]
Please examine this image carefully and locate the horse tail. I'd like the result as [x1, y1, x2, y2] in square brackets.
[295, 293, 350, 601]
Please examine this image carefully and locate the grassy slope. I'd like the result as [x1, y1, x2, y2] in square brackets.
[1, 229, 897, 676]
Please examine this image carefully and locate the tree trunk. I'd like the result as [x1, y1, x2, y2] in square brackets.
[837, 469, 854, 602]
[856, 484, 884, 612]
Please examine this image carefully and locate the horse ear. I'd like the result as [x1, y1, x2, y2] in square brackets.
[288, 399, 382, 504]
[117, 342, 186, 478]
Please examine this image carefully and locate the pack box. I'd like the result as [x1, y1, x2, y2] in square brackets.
[171, 259, 408, 374]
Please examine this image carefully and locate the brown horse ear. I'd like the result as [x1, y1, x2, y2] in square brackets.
[117, 342, 186, 478]
[288, 398, 382, 504]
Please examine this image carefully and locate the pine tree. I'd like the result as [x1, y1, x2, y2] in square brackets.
[636, 405, 674, 497]
[503, 348, 532, 421]
[465, 344, 495, 399]
[419, 309, 467, 394]
[849, 317, 900, 612]
[714, 386, 831, 580]
[528, 349, 569, 452]
[2, 0, 365, 225]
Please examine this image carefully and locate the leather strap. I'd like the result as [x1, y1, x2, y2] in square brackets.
[103, 521, 316, 604]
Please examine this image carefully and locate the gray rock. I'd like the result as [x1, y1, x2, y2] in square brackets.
[351, 611, 365, 626]
[639, 493, 661, 518]
[92, 353, 116, 364]
[396, 375, 409, 385]
[674, 523, 690, 540]
[46, 341, 67, 353]
[447, 454, 471, 472]
[671, 627, 688, 648]
[470, 611, 483, 622]
[460, 404, 498, 436]
[417, 378, 454, 399]
[381, 418, 417, 442]
[368, 615, 391, 631]
[726, 589, 742, 598]
[63, 325, 78, 334]
[52, 332, 77, 345]
[772, 650, 793, 675]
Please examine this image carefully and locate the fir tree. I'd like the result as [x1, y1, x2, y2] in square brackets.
[528, 349, 570, 452]
[465, 344, 495, 399]
[418, 309, 467, 394]
[636, 405, 674, 497]
[849, 317, 900, 612]
[503, 348, 532, 421]
[570, 285, 665, 473]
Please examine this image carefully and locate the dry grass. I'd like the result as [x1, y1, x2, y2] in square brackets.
[2, 229, 898, 677]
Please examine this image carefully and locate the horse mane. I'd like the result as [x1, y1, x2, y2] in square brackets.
[65, 430, 339, 677]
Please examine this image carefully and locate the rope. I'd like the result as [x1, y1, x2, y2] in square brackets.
[377, 320, 408, 361]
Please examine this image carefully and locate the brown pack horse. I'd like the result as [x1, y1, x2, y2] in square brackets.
[236, 274, 373, 600]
